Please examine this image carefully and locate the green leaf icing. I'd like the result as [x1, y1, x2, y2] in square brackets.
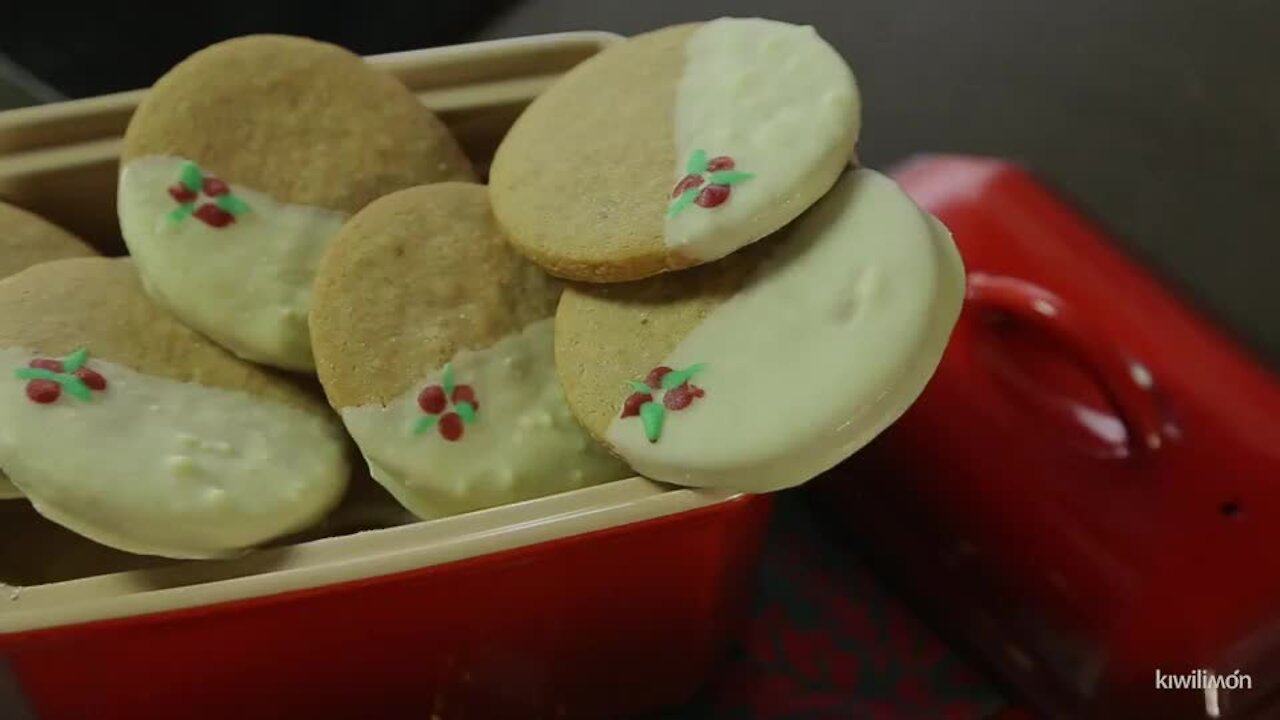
[708, 170, 755, 186]
[62, 348, 89, 373]
[168, 203, 195, 223]
[216, 194, 251, 216]
[667, 188, 699, 218]
[455, 401, 477, 425]
[413, 415, 439, 436]
[629, 380, 653, 393]
[660, 363, 706, 390]
[686, 149, 709, 175]
[442, 364, 455, 396]
[180, 162, 204, 193]
[639, 401, 666, 443]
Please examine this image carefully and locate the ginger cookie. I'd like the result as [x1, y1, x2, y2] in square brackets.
[489, 18, 860, 283]
[0, 257, 349, 559]
[0, 201, 98, 499]
[310, 183, 630, 520]
[555, 168, 966, 492]
[118, 34, 475, 372]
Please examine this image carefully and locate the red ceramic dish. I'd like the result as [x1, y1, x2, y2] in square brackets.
[813, 155, 1280, 719]
[0, 34, 774, 720]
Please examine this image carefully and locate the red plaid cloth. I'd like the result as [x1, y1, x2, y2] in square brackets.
[662, 492, 1011, 719]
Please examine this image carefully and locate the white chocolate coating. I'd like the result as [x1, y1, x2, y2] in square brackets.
[118, 156, 347, 371]
[611, 168, 965, 492]
[0, 348, 349, 558]
[664, 17, 860, 262]
[341, 319, 631, 520]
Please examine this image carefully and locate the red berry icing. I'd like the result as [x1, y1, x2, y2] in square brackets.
[663, 382, 705, 410]
[438, 413, 464, 442]
[202, 177, 230, 197]
[671, 174, 705, 199]
[167, 161, 249, 227]
[668, 151, 754, 217]
[645, 366, 673, 388]
[193, 204, 235, 228]
[695, 185, 731, 208]
[412, 364, 479, 441]
[451, 384, 478, 410]
[418, 385, 447, 414]
[621, 391, 653, 418]
[17, 349, 108, 405]
[76, 368, 108, 391]
[706, 156, 735, 172]
[168, 185, 198, 204]
[620, 363, 707, 442]
[26, 380, 61, 404]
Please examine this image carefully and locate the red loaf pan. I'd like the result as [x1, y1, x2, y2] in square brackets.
[0, 34, 773, 720]
[813, 155, 1280, 719]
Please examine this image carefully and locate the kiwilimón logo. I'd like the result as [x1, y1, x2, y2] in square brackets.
[1155, 669, 1252, 717]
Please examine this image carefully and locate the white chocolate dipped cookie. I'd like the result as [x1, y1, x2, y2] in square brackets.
[0, 258, 350, 558]
[0, 201, 99, 499]
[490, 17, 860, 282]
[556, 168, 965, 492]
[119, 34, 475, 372]
[310, 183, 630, 520]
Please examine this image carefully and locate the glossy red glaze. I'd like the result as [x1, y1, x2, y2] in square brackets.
[812, 156, 1280, 719]
[2, 494, 772, 719]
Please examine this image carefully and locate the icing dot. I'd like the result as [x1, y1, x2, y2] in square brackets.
[28, 359, 64, 372]
[193, 204, 235, 228]
[439, 413, 464, 442]
[695, 185, 731, 208]
[26, 380, 60, 404]
[645, 367, 673, 388]
[451, 384, 479, 410]
[76, 368, 108, 391]
[418, 385, 447, 414]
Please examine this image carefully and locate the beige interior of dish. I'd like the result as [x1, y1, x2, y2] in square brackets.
[0, 32, 743, 634]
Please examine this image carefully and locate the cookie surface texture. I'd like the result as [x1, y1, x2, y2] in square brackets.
[0, 201, 99, 499]
[0, 258, 350, 558]
[556, 168, 965, 492]
[310, 183, 630, 520]
[489, 17, 860, 282]
[119, 34, 475, 371]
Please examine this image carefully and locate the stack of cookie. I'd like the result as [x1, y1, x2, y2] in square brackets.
[0, 20, 964, 561]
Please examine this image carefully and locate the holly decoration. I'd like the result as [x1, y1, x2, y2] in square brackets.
[668, 150, 754, 218]
[15, 348, 108, 405]
[619, 363, 706, 443]
[167, 161, 250, 228]
[413, 364, 479, 442]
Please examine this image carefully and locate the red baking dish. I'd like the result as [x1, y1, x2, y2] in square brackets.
[812, 155, 1280, 719]
[0, 34, 773, 720]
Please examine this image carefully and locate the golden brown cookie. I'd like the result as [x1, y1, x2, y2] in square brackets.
[0, 201, 96, 281]
[489, 18, 860, 282]
[0, 257, 349, 559]
[311, 183, 629, 520]
[0, 201, 99, 499]
[556, 169, 966, 492]
[119, 34, 476, 372]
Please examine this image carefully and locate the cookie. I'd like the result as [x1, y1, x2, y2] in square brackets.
[489, 18, 860, 283]
[310, 183, 630, 520]
[0, 201, 98, 499]
[0, 201, 97, 280]
[119, 34, 475, 372]
[555, 168, 965, 492]
[0, 257, 350, 559]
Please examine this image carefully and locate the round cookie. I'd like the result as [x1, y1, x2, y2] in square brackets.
[0, 201, 97, 280]
[489, 17, 860, 283]
[310, 183, 630, 520]
[555, 168, 965, 492]
[118, 34, 476, 372]
[0, 201, 98, 499]
[0, 257, 350, 559]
